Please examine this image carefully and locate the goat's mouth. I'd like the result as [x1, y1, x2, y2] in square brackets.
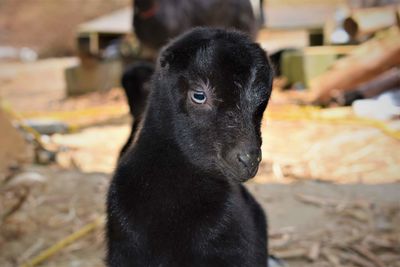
[216, 154, 259, 183]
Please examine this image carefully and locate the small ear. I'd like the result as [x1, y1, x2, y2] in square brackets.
[158, 47, 174, 69]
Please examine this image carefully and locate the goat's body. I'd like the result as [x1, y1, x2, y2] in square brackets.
[108, 118, 267, 266]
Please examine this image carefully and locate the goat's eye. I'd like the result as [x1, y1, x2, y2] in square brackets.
[190, 91, 207, 104]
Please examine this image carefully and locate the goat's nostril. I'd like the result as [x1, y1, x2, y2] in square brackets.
[237, 153, 253, 167]
[237, 153, 258, 168]
[237, 150, 261, 168]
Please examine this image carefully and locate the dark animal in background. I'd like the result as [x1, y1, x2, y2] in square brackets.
[119, 61, 154, 156]
[107, 28, 273, 266]
[119, 0, 264, 157]
[134, 0, 261, 53]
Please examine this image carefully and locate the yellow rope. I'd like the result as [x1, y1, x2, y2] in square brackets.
[1, 100, 128, 133]
[20, 216, 105, 267]
[20, 105, 128, 122]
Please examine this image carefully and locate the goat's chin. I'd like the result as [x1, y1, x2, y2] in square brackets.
[216, 157, 258, 183]
[231, 165, 259, 183]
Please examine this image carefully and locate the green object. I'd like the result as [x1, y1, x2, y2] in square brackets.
[281, 46, 356, 88]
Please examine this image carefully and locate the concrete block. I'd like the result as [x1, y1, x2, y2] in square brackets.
[281, 46, 356, 88]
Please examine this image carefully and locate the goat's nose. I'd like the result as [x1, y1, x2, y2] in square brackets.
[237, 149, 261, 170]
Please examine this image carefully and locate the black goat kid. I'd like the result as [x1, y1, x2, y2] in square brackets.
[107, 28, 273, 267]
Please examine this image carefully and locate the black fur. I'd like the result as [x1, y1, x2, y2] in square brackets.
[107, 28, 273, 267]
[120, 61, 154, 157]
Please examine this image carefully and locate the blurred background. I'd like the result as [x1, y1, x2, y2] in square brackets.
[0, 0, 399, 266]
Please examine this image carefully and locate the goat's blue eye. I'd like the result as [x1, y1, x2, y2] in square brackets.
[190, 91, 207, 104]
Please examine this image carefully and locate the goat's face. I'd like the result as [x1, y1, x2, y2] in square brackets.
[155, 28, 273, 183]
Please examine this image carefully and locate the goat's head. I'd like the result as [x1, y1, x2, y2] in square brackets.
[152, 27, 273, 183]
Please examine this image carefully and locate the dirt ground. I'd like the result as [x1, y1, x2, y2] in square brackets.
[0, 56, 399, 267]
